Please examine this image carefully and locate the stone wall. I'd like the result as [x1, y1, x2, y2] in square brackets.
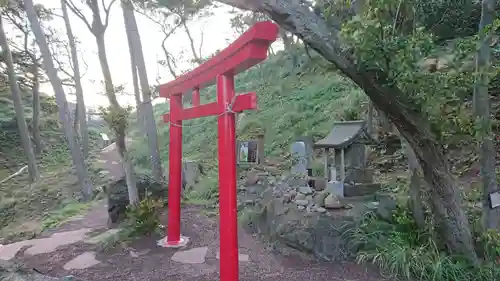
[238, 167, 396, 261]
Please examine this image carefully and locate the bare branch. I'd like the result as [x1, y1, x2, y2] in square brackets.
[79, 51, 89, 78]
[103, 0, 117, 30]
[161, 36, 178, 78]
[199, 26, 205, 59]
[65, 0, 93, 32]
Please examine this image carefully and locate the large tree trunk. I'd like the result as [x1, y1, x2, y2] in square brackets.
[215, 0, 479, 263]
[121, 4, 143, 125]
[0, 16, 39, 182]
[401, 137, 426, 229]
[131, 64, 142, 124]
[474, 0, 500, 230]
[24, 0, 92, 200]
[122, 0, 164, 183]
[31, 63, 42, 155]
[88, 2, 138, 204]
[61, 0, 90, 158]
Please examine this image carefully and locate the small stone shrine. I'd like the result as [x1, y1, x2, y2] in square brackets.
[314, 120, 378, 197]
[237, 138, 264, 164]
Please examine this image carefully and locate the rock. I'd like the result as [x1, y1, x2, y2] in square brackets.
[295, 193, 306, 201]
[245, 170, 260, 186]
[182, 160, 204, 190]
[313, 191, 329, 207]
[324, 194, 344, 209]
[244, 200, 255, 205]
[316, 207, 327, 213]
[294, 199, 309, 206]
[103, 174, 166, 224]
[283, 193, 293, 204]
[375, 195, 398, 221]
[344, 183, 382, 197]
[241, 195, 365, 262]
[0, 260, 84, 281]
[297, 186, 313, 195]
[312, 177, 326, 191]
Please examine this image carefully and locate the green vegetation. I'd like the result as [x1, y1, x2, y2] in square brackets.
[351, 206, 500, 281]
[129, 51, 366, 173]
[41, 201, 93, 230]
[0, 79, 104, 242]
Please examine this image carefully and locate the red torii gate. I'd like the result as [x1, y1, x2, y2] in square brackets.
[159, 21, 278, 281]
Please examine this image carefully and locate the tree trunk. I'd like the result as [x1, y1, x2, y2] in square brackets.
[401, 137, 426, 229]
[62, 0, 90, 158]
[366, 101, 374, 135]
[215, 0, 479, 263]
[122, 4, 143, 125]
[31, 63, 43, 155]
[95, 33, 120, 107]
[91, 10, 138, 204]
[474, 0, 499, 230]
[24, 0, 92, 200]
[132, 65, 142, 124]
[0, 16, 39, 182]
[122, 0, 164, 183]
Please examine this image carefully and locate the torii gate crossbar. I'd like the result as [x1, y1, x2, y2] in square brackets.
[158, 21, 278, 281]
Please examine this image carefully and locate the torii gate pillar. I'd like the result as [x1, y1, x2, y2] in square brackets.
[158, 21, 279, 281]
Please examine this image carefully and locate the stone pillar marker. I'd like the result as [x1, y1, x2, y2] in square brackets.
[291, 141, 308, 175]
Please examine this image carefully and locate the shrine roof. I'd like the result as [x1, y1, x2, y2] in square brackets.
[314, 120, 376, 149]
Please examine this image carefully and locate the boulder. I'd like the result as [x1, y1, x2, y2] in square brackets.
[0, 260, 82, 281]
[313, 191, 329, 207]
[182, 160, 204, 190]
[344, 183, 382, 197]
[297, 186, 313, 195]
[324, 194, 343, 209]
[103, 174, 166, 225]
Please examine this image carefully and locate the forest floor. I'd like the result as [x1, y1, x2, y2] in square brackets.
[0, 142, 395, 281]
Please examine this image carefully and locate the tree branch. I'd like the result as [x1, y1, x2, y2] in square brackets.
[103, 0, 117, 30]
[65, 0, 93, 32]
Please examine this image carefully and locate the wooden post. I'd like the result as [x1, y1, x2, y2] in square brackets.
[257, 133, 265, 164]
[323, 148, 329, 181]
[340, 148, 345, 182]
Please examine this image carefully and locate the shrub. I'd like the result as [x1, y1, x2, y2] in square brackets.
[125, 198, 163, 236]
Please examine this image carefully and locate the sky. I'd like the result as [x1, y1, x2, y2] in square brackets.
[30, 0, 240, 108]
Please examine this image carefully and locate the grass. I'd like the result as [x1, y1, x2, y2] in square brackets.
[41, 201, 94, 230]
[351, 207, 500, 281]
[0, 132, 105, 242]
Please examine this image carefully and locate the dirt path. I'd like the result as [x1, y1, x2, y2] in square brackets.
[0, 143, 394, 281]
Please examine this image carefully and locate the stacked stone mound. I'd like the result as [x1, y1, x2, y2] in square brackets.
[0, 260, 82, 281]
[238, 167, 396, 262]
[103, 174, 166, 224]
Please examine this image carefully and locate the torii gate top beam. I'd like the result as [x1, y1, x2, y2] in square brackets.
[159, 21, 279, 98]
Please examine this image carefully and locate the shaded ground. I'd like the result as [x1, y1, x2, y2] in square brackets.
[0, 142, 394, 281]
[7, 204, 393, 281]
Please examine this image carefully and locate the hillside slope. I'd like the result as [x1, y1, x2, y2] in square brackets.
[129, 50, 368, 174]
